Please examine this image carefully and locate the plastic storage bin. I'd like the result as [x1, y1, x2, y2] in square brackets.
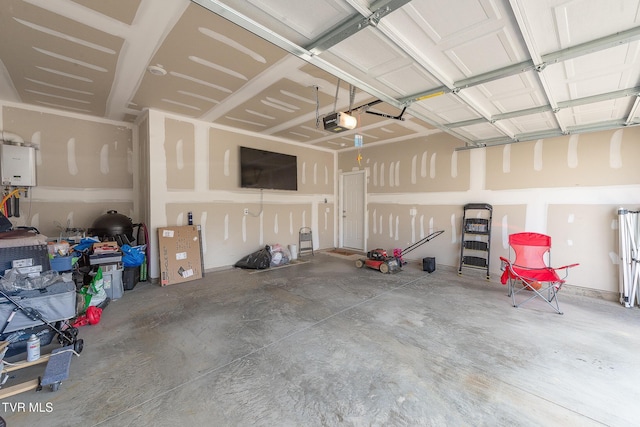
[50, 256, 74, 272]
[101, 264, 124, 300]
[123, 266, 140, 291]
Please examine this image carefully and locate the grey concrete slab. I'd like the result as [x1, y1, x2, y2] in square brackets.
[2, 253, 639, 426]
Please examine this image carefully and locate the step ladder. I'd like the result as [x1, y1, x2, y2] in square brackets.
[458, 203, 493, 279]
[298, 227, 314, 257]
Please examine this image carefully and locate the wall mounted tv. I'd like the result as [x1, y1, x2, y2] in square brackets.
[240, 146, 298, 191]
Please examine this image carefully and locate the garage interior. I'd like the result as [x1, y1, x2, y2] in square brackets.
[1, 0, 640, 425]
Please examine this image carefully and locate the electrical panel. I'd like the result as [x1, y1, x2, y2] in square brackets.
[0, 144, 37, 187]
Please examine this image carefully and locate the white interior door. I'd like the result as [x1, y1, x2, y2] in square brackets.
[342, 171, 365, 250]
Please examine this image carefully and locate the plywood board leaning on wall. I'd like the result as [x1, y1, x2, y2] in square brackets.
[157, 226, 202, 286]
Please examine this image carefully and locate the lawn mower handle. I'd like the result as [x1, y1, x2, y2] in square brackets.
[400, 230, 444, 256]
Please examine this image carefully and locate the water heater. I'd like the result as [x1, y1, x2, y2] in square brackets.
[0, 144, 37, 186]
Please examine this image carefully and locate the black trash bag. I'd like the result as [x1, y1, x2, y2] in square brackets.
[234, 246, 272, 270]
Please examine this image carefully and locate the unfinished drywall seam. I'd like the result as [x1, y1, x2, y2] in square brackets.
[259, 211, 264, 246]
[100, 144, 109, 174]
[395, 215, 399, 241]
[411, 155, 417, 184]
[311, 201, 319, 249]
[502, 144, 511, 174]
[33, 131, 42, 166]
[430, 154, 436, 179]
[289, 211, 294, 236]
[411, 210, 416, 242]
[534, 139, 543, 171]
[373, 162, 378, 187]
[200, 211, 208, 256]
[389, 162, 395, 187]
[302, 161, 307, 185]
[610, 129, 623, 169]
[568, 134, 579, 168]
[223, 149, 230, 177]
[469, 147, 485, 191]
[450, 213, 456, 244]
[67, 137, 78, 175]
[373, 208, 377, 234]
[176, 139, 184, 170]
[313, 162, 318, 185]
[194, 123, 208, 191]
[242, 215, 247, 242]
[451, 151, 458, 178]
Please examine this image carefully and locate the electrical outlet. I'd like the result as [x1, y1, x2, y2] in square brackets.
[244, 208, 249, 215]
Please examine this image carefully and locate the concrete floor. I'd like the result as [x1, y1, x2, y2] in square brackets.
[2, 251, 640, 426]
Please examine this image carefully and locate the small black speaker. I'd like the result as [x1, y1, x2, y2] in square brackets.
[423, 257, 436, 273]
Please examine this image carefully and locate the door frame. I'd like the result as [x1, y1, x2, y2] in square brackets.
[339, 169, 367, 251]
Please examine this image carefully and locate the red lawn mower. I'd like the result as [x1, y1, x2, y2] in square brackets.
[355, 230, 444, 274]
[355, 248, 400, 273]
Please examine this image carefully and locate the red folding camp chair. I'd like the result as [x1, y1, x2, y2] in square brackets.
[500, 232, 579, 314]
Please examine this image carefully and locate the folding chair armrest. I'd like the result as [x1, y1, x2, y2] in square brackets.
[499, 257, 512, 284]
[555, 263, 579, 270]
[553, 263, 579, 280]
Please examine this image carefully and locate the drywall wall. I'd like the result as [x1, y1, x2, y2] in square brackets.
[338, 128, 640, 297]
[143, 110, 336, 279]
[2, 99, 635, 297]
[0, 102, 135, 236]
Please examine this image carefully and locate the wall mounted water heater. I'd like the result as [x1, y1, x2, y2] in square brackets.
[0, 144, 37, 186]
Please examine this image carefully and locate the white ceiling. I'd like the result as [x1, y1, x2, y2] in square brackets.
[1, 0, 640, 150]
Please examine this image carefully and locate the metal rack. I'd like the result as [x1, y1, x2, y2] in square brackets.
[458, 203, 493, 279]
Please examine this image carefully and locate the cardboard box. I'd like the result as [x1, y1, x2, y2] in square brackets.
[157, 226, 202, 286]
[92, 241, 120, 253]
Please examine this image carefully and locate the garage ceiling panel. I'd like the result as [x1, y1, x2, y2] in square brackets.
[3, 0, 640, 149]
[506, 111, 557, 134]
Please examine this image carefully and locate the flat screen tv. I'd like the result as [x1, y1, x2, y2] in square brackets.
[240, 146, 298, 191]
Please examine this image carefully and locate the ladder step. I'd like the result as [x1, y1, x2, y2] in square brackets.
[463, 240, 488, 251]
[41, 345, 74, 386]
[462, 256, 488, 267]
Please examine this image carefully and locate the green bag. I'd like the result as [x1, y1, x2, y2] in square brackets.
[79, 266, 106, 310]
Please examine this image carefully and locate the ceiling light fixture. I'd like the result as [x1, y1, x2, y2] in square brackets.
[147, 65, 167, 76]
